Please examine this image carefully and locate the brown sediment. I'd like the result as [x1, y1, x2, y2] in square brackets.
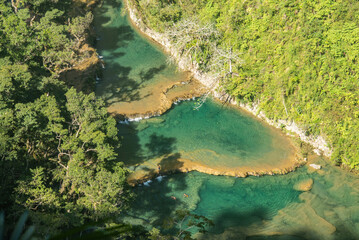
[108, 76, 206, 119]
[127, 149, 304, 186]
[293, 178, 314, 191]
[75, 0, 99, 8]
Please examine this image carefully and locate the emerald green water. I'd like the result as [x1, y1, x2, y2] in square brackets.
[124, 158, 359, 239]
[94, 1, 359, 239]
[94, 0, 191, 116]
[118, 99, 295, 173]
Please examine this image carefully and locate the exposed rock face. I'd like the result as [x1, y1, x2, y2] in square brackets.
[294, 178, 314, 191]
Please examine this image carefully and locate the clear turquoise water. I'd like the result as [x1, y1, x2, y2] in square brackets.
[95, 1, 359, 239]
[124, 159, 359, 239]
[118, 99, 295, 171]
[93, 0, 189, 115]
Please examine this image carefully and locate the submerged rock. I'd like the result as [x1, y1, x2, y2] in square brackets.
[294, 178, 314, 191]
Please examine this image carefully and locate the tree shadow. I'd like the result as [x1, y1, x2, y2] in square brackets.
[116, 124, 179, 167]
[145, 133, 177, 159]
[247, 235, 306, 240]
[160, 153, 183, 171]
[199, 207, 356, 240]
[116, 122, 144, 166]
[94, 0, 171, 107]
[94, 0, 144, 104]
[207, 207, 270, 235]
[139, 64, 167, 82]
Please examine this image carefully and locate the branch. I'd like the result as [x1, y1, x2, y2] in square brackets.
[85, 148, 97, 153]
[11, 0, 18, 13]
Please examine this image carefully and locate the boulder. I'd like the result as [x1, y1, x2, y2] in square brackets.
[294, 178, 314, 191]
[309, 163, 321, 170]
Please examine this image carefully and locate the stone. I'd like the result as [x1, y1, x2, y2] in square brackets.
[294, 178, 314, 191]
[309, 163, 322, 170]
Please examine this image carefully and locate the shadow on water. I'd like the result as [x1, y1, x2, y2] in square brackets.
[145, 133, 177, 159]
[95, 0, 169, 106]
[202, 209, 359, 240]
[160, 153, 183, 172]
[95, 0, 141, 103]
[95, 1, 134, 49]
[116, 122, 182, 169]
[116, 123, 143, 166]
[208, 207, 270, 235]
[124, 173, 189, 227]
[198, 208, 309, 240]
[247, 235, 306, 240]
[139, 64, 166, 82]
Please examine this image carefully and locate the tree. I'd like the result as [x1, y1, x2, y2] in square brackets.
[69, 12, 93, 48]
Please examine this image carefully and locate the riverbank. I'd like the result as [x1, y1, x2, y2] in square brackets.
[127, 154, 304, 186]
[59, 0, 103, 94]
[93, 0, 207, 119]
[107, 77, 206, 120]
[124, 0, 332, 159]
[121, 99, 304, 187]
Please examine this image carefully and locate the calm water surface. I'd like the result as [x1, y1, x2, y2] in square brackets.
[94, 1, 359, 239]
[93, 0, 196, 117]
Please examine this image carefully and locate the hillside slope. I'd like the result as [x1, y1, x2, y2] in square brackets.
[131, 0, 359, 169]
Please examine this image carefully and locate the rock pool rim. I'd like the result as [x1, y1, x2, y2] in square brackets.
[124, 99, 305, 186]
[94, 0, 306, 185]
[123, 0, 332, 158]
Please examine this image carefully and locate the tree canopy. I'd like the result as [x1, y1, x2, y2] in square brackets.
[0, 0, 131, 237]
[132, 0, 359, 169]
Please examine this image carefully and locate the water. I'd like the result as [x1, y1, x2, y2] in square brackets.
[93, 0, 203, 118]
[118, 99, 297, 182]
[94, 1, 359, 239]
[124, 158, 359, 239]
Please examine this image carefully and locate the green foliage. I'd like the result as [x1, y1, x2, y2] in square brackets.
[69, 12, 94, 47]
[0, 0, 131, 237]
[16, 168, 61, 212]
[132, 0, 359, 169]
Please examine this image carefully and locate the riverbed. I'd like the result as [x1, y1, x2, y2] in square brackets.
[94, 0, 359, 239]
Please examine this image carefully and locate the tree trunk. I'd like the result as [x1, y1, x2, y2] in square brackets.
[11, 0, 18, 13]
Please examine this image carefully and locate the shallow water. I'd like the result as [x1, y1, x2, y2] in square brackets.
[93, 0, 203, 117]
[124, 157, 359, 239]
[118, 99, 297, 178]
[94, 1, 359, 239]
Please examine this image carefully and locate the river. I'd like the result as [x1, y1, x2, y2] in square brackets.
[94, 0, 359, 239]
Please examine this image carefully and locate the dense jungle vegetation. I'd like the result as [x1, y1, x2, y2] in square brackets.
[0, 0, 212, 238]
[0, 0, 133, 237]
[131, 0, 359, 169]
